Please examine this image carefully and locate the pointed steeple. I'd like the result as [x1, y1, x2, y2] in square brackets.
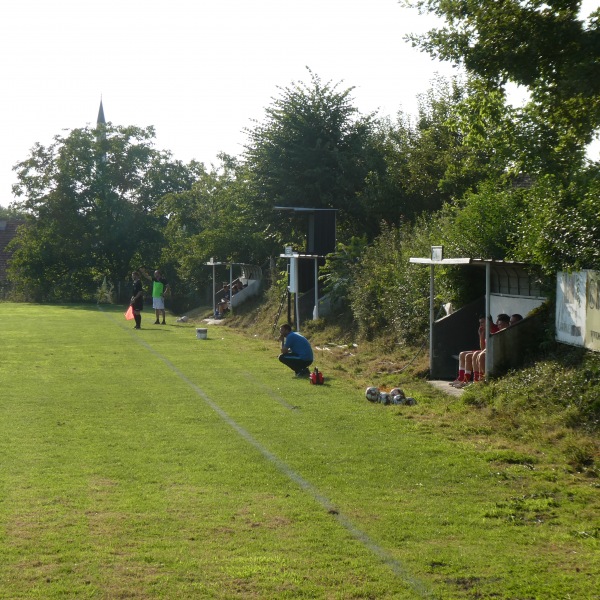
[97, 98, 106, 126]
[96, 97, 107, 163]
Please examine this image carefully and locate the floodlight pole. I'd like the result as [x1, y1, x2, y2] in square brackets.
[485, 262, 491, 379]
[429, 264, 435, 375]
[205, 258, 224, 317]
[313, 257, 319, 320]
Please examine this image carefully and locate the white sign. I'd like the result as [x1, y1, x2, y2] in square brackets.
[556, 270, 600, 352]
[288, 257, 298, 293]
[586, 271, 600, 352]
[431, 245, 443, 262]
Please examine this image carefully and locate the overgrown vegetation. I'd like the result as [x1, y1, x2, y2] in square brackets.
[2, 5, 599, 595]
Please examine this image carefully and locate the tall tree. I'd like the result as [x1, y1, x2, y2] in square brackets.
[244, 69, 386, 243]
[9, 125, 201, 301]
[404, 0, 600, 173]
[512, 168, 600, 272]
[374, 76, 519, 221]
[158, 154, 271, 294]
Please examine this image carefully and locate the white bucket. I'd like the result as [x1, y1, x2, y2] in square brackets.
[196, 328, 208, 340]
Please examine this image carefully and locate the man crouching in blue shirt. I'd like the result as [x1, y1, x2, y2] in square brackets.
[278, 323, 313, 378]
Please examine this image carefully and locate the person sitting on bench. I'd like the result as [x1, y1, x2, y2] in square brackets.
[451, 315, 497, 386]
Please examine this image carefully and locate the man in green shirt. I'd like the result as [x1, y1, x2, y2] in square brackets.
[141, 267, 170, 325]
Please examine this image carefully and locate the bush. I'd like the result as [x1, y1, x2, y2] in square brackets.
[513, 172, 600, 273]
[349, 222, 431, 342]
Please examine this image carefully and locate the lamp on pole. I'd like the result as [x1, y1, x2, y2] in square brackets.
[205, 258, 225, 316]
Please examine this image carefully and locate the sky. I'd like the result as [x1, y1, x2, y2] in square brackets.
[1, 0, 598, 209]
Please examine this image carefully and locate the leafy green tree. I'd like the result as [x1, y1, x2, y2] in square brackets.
[387, 78, 471, 217]
[425, 181, 529, 309]
[440, 181, 525, 260]
[445, 77, 522, 180]
[319, 236, 368, 309]
[0, 205, 26, 219]
[9, 125, 201, 301]
[371, 76, 519, 224]
[244, 69, 386, 243]
[404, 0, 600, 174]
[399, 77, 470, 208]
[158, 155, 272, 299]
[512, 169, 600, 273]
[315, 76, 526, 329]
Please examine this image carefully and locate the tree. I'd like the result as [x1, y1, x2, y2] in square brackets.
[244, 69, 386, 243]
[512, 169, 600, 273]
[404, 0, 600, 173]
[370, 76, 520, 222]
[0, 205, 26, 219]
[319, 235, 368, 309]
[9, 124, 202, 301]
[158, 154, 272, 299]
[440, 181, 525, 260]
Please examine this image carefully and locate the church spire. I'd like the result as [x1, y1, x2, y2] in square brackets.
[96, 98, 107, 163]
[97, 98, 106, 126]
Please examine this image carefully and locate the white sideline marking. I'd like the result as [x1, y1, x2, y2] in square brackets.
[106, 311, 432, 597]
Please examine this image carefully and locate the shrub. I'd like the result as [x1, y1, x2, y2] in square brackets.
[513, 172, 600, 273]
[349, 222, 431, 342]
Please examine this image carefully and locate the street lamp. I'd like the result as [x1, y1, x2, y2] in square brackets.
[205, 258, 225, 317]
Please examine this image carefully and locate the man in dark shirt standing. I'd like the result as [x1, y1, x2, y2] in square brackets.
[130, 271, 144, 329]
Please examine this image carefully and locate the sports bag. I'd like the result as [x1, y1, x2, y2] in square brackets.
[309, 367, 324, 385]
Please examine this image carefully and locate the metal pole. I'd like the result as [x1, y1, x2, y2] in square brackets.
[313, 257, 319, 319]
[229, 264, 233, 315]
[286, 261, 291, 324]
[296, 292, 301, 333]
[294, 258, 301, 332]
[212, 264, 216, 317]
[485, 263, 491, 379]
[429, 264, 435, 376]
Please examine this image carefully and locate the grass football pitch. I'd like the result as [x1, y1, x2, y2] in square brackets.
[0, 303, 598, 599]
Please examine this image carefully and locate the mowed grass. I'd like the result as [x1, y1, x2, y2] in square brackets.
[0, 303, 598, 599]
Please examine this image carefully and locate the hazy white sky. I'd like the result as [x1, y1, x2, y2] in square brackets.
[1, 0, 598, 208]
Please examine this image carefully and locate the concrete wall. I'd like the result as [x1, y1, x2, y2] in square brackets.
[432, 297, 485, 379]
[490, 293, 545, 322]
[432, 295, 546, 380]
[230, 279, 261, 308]
[488, 314, 543, 377]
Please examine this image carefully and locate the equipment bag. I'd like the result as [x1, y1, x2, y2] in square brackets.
[309, 367, 324, 385]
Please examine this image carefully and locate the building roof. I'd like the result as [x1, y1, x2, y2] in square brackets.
[409, 256, 544, 298]
[409, 257, 530, 267]
[273, 206, 337, 213]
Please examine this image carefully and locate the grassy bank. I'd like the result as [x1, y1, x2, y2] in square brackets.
[229, 291, 599, 478]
